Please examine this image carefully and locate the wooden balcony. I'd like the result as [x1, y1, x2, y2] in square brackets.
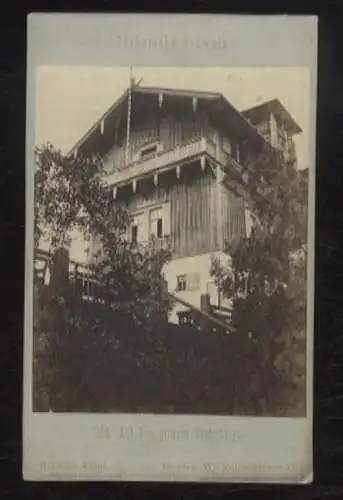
[104, 136, 217, 188]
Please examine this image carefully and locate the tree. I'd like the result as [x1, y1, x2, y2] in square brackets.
[33, 143, 172, 410]
[211, 141, 309, 416]
[34, 143, 172, 327]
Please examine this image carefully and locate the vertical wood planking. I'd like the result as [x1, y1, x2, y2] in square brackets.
[169, 170, 216, 258]
[107, 111, 212, 171]
[109, 171, 247, 260]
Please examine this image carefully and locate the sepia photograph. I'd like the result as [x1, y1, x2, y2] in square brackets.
[24, 14, 317, 483]
[33, 66, 309, 417]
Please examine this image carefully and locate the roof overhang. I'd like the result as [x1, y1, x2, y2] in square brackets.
[242, 98, 302, 135]
[67, 85, 270, 158]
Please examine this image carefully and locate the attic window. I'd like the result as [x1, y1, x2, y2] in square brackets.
[140, 143, 158, 160]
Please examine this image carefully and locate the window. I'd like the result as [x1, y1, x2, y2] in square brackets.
[176, 272, 200, 292]
[177, 275, 187, 291]
[150, 217, 163, 238]
[130, 212, 146, 243]
[140, 144, 157, 160]
[131, 225, 138, 243]
[149, 203, 170, 239]
[150, 207, 164, 238]
[127, 202, 170, 244]
[157, 218, 163, 238]
[133, 139, 163, 162]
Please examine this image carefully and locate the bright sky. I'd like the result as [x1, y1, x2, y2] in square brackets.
[35, 66, 311, 169]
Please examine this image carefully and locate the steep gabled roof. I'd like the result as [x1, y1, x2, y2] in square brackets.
[67, 85, 273, 157]
[67, 88, 130, 157]
[241, 98, 302, 135]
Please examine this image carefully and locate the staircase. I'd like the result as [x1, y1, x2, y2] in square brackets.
[169, 292, 234, 335]
[34, 247, 235, 335]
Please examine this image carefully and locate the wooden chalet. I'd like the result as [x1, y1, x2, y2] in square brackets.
[64, 79, 302, 326]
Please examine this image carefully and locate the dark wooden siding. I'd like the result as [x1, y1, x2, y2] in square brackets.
[103, 111, 218, 173]
[170, 171, 216, 258]
[91, 170, 246, 261]
[124, 167, 216, 259]
[159, 111, 217, 151]
[121, 165, 246, 259]
[220, 185, 246, 247]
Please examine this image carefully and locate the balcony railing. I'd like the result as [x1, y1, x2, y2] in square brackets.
[217, 148, 243, 177]
[104, 136, 217, 187]
[130, 235, 171, 255]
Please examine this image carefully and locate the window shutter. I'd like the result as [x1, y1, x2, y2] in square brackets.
[163, 202, 171, 236]
[133, 212, 147, 242]
[150, 219, 158, 238]
[150, 207, 163, 238]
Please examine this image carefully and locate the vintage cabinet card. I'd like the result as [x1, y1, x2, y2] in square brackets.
[24, 13, 317, 482]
